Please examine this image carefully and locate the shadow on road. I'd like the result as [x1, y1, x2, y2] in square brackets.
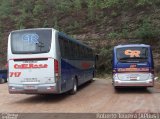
[78, 80, 95, 91]
[14, 80, 94, 104]
[15, 93, 70, 104]
[114, 87, 153, 94]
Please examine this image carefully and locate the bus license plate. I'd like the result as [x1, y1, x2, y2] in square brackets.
[130, 77, 137, 80]
[24, 85, 37, 90]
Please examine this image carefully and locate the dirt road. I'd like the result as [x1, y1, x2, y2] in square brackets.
[0, 78, 160, 113]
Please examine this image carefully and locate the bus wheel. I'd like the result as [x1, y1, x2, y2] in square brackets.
[70, 79, 78, 95]
[0, 78, 5, 84]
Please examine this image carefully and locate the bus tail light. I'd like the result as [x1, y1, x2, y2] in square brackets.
[54, 59, 59, 77]
[151, 69, 154, 74]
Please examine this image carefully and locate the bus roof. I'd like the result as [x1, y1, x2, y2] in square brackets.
[10, 28, 52, 33]
[114, 44, 150, 49]
[10, 28, 92, 50]
[58, 32, 92, 50]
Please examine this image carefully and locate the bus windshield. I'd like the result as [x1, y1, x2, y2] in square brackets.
[11, 29, 52, 54]
[116, 47, 148, 63]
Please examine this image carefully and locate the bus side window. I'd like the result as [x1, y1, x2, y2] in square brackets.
[87, 49, 89, 59]
[75, 44, 79, 59]
[82, 48, 85, 59]
[59, 37, 64, 58]
[77, 45, 80, 59]
[72, 43, 76, 59]
[67, 41, 71, 59]
[62, 39, 67, 58]
[80, 46, 84, 59]
[85, 48, 87, 59]
[70, 42, 74, 59]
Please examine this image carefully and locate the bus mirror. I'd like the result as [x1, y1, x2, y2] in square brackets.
[95, 54, 99, 61]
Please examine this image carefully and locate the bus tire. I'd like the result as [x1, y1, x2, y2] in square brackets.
[93, 71, 95, 78]
[114, 86, 120, 91]
[0, 78, 6, 84]
[70, 79, 78, 95]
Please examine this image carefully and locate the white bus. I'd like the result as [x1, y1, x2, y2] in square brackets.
[8, 28, 95, 94]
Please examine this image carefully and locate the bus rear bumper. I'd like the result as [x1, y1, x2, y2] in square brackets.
[113, 80, 154, 87]
[8, 83, 59, 94]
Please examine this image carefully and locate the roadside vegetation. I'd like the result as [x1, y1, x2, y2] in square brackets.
[0, 0, 160, 74]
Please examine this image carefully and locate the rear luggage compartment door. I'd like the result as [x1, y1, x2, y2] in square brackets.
[9, 58, 55, 85]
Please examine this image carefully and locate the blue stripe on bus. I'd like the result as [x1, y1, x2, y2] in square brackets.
[60, 59, 94, 91]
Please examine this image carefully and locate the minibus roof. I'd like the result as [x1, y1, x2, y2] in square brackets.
[114, 44, 150, 49]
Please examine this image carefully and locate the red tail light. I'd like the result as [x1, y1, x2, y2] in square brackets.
[54, 59, 59, 75]
[5, 63, 8, 69]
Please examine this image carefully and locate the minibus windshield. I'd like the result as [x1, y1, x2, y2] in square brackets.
[116, 47, 148, 63]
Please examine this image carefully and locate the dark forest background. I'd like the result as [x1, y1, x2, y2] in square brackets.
[0, 0, 160, 75]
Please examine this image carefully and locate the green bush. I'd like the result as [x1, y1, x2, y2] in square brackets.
[136, 0, 152, 6]
[55, 0, 73, 12]
[99, 0, 120, 9]
[43, 20, 49, 27]
[73, 0, 82, 12]
[0, 0, 12, 18]
[121, 24, 129, 39]
[97, 46, 113, 73]
[53, 17, 59, 30]
[33, 0, 46, 16]
[108, 32, 119, 39]
[87, 0, 95, 20]
[135, 19, 159, 39]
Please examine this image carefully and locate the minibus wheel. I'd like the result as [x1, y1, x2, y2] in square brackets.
[114, 86, 120, 91]
[70, 79, 78, 95]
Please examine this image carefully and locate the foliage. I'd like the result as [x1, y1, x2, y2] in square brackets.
[33, 0, 47, 16]
[73, 0, 82, 12]
[135, 19, 159, 39]
[98, 46, 112, 73]
[43, 20, 49, 27]
[98, 46, 113, 73]
[0, 0, 160, 72]
[0, 0, 12, 18]
[86, 0, 96, 20]
[53, 17, 59, 30]
[121, 24, 129, 39]
[136, 0, 153, 6]
[99, 0, 120, 9]
[55, 0, 73, 12]
[108, 32, 119, 39]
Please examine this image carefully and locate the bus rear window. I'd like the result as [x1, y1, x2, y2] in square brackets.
[116, 47, 149, 63]
[11, 29, 52, 54]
